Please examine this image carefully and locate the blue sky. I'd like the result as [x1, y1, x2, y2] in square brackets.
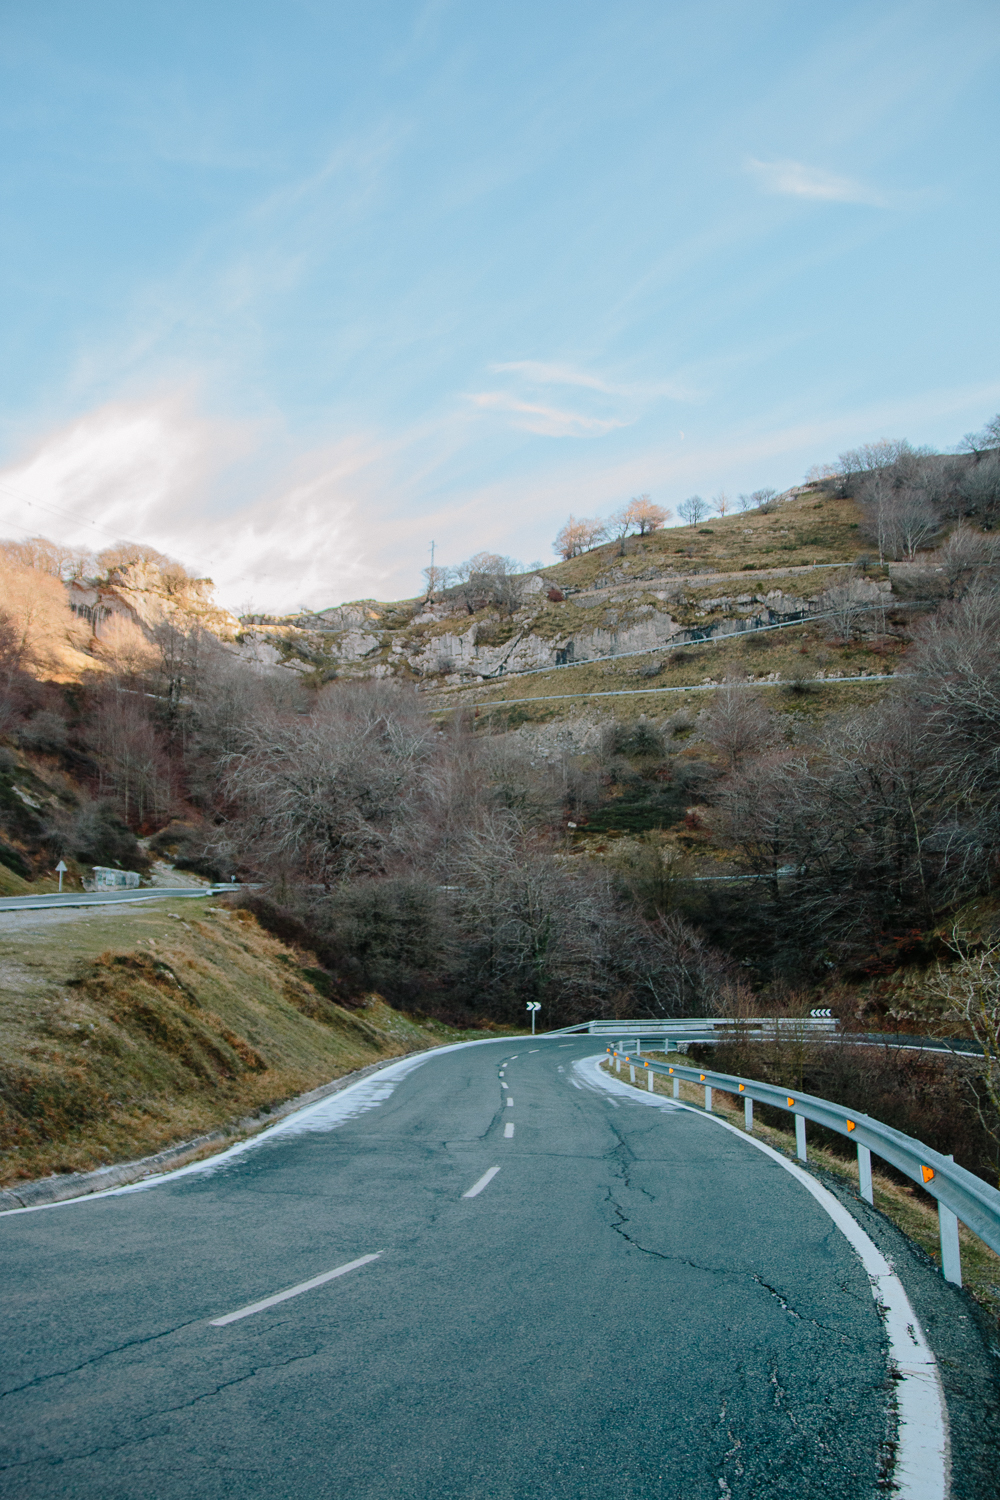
[1, 0, 998, 612]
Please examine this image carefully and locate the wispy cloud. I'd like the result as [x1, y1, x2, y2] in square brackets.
[747, 157, 888, 207]
[467, 357, 693, 440]
[465, 390, 628, 438]
[490, 360, 692, 401]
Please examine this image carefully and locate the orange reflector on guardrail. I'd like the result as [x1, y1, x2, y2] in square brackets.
[787, 1097, 795, 1107]
[846, 1120, 855, 1132]
[921, 1165, 935, 1184]
[644, 1061, 648, 1067]
[738, 1084, 745, 1092]
[700, 1074, 706, 1081]
[668, 1068, 674, 1074]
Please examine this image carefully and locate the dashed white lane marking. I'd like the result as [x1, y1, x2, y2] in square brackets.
[506, 1097, 514, 1107]
[463, 1167, 501, 1199]
[501, 1082, 508, 1089]
[509, 1055, 518, 1060]
[578, 1053, 950, 1500]
[210, 1253, 382, 1326]
[504, 1123, 514, 1138]
[528, 1049, 538, 1054]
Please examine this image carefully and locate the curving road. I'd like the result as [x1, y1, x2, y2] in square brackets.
[0, 1038, 974, 1499]
[0, 888, 220, 913]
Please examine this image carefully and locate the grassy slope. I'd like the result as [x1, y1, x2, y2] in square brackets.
[415, 489, 899, 726]
[605, 1054, 1000, 1324]
[0, 896, 500, 1186]
[264, 488, 873, 685]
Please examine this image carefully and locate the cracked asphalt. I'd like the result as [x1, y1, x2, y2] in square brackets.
[0, 1039, 990, 1498]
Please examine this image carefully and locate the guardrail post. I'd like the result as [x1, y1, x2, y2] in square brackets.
[648, 1068, 654, 1092]
[616, 1056, 621, 1074]
[629, 1064, 636, 1083]
[795, 1115, 807, 1162]
[858, 1145, 873, 1204]
[636, 1039, 642, 1055]
[744, 1097, 753, 1132]
[938, 1201, 962, 1286]
[673, 1078, 680, 1099]
[704, 1085, 712, 1112]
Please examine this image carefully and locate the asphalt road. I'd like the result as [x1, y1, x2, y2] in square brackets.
[0, 1038, 988, 1499]
[0, 888, 218, 912]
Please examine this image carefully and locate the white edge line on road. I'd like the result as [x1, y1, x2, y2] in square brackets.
[2, 1037, 516, 1216]
[210, 1252, 382, 1326]
[577, 1053, 950, 1500]
[504, 1123, 514, 1138]
[462, 1166, 501, 1198]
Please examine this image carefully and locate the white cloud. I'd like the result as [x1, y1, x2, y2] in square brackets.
[747, 157, 888, 207]
[0, 395, 380, 614]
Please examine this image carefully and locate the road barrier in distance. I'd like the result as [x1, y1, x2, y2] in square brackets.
[608, 1046, 1000, 1290]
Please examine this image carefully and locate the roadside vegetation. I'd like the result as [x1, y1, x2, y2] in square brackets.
[0, 897, 500, 1186]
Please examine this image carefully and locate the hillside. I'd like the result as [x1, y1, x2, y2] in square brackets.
[2, 435, 1000, 1209]
[0, 896, 498, 1189]
[245, 483, 874, 693]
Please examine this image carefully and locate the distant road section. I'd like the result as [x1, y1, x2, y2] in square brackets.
[0, 887, 227, 912]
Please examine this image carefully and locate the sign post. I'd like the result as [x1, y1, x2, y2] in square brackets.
[55, 860, 68, 893]
[526, 1001, 541, 1035]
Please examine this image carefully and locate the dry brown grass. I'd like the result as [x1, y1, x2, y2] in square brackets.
[603, 1052, 1000, 1325]
[437, 621, 897, 730]
[0, 897, 494, 1185]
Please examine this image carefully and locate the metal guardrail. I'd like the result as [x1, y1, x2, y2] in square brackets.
[606, 1044, 1000, 1290]
[587, 1017, 837, 1037]
[544, 1017, 838, 1041]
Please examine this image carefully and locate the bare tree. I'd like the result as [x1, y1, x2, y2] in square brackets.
[606, 496, 669, 552]
[820, 570, 884, 641]
[0, 536, 92, 580]
[959, 414, 1000, 457]
[85, 688, 176, 828]
[737, 489, 778, 514]
[553, 516, 606, 559]
[927, 932, 1000, 1183]
[857, 475, 940, 562]
[892, 487, 942, 558]
[704, 681, 779, 769]
[623, 495, 670, 535]
[956, 452, 1000, 529]
[453, 553, 524, 616]
[677, 495, 709, 526]
[929, 524, 1000, 598]
[220, 681, 434, 885]
[421, 562, 451, 599]
[96, 540, 189, 586]
[907, 586, 1000, 891]
[713, 492, 731, 517]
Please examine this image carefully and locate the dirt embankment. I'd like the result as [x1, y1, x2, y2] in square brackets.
[0, 897, 482, 1186]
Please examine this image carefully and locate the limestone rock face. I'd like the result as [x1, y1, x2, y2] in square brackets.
[67, 563, 241, 643]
